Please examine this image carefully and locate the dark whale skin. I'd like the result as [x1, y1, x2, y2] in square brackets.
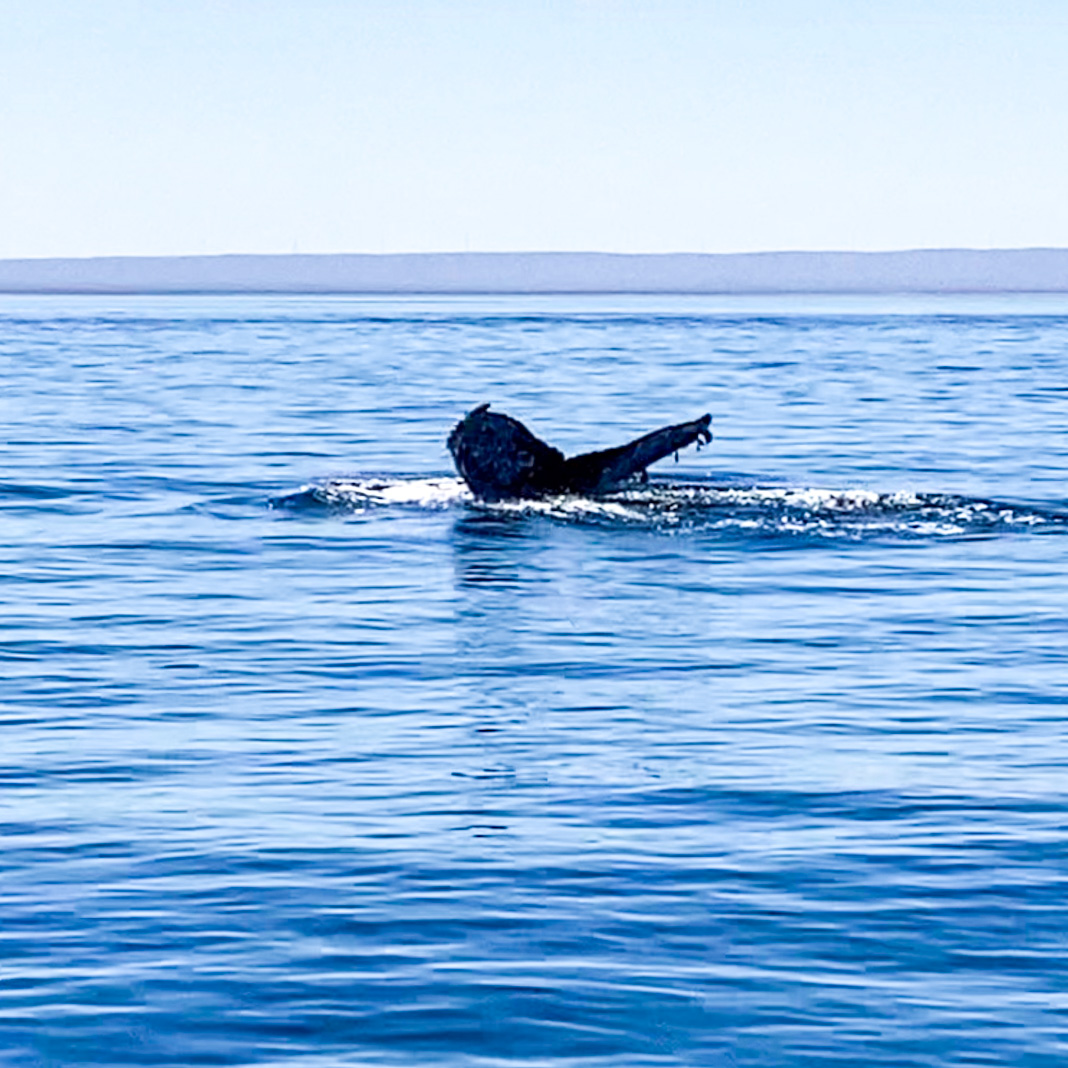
[448, 404, 712, 502]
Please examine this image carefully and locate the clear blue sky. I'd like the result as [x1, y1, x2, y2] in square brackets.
[2, 0, 1066, 258]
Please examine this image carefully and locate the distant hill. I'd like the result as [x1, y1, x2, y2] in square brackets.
[2, 249, 1068, 294]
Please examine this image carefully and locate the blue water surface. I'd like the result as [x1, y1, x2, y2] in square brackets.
[2, 293, 1067, 1067]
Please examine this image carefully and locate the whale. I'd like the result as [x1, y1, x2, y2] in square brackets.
[447, 404, 713, 501]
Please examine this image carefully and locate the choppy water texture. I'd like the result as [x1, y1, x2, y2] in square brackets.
[3, 293, 1068, 1067]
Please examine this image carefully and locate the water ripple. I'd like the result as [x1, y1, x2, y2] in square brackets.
[276, 475, 1068, 540]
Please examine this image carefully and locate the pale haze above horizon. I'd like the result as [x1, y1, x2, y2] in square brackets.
[3, 0, 1067, 259]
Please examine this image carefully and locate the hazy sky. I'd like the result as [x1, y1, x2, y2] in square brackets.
[3, 0, 1066, 257]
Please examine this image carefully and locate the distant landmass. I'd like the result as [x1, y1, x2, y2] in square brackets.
[2, 249, 1068, 294]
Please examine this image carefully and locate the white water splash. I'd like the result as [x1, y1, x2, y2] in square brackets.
[311, 476, 470, 510]
[292, 476, 1063, 539]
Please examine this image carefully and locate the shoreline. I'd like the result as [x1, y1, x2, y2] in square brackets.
[2, 249, 1068, 295]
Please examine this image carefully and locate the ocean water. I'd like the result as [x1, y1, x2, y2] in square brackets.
[2, 293, 1067, 1067]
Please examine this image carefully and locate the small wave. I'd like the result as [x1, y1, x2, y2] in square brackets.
[0, 480, 84, 501]
[271, 476, 1066, 539]
[272, 476, 470, 513]
[588, 484, 1066, 539]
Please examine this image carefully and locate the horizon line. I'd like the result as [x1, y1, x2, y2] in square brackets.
[3, 246, 1068, 263]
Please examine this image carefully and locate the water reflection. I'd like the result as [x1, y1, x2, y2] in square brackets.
[450, 511, 537, 589]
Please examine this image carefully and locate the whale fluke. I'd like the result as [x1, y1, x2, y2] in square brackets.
[448, 405, 712, 501]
